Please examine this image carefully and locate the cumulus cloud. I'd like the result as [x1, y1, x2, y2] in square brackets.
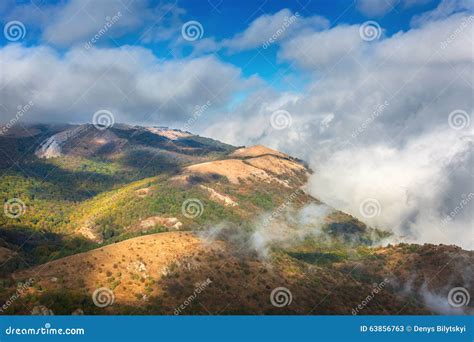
[3, 0, 183, 47]
[41, 0, 147, 46]
[221, 9, 329, 52]
[203, 11, 474, 249]
[306, 130, 473, 249]
[278, 25, 365, 69]
[356, 0, 398, 17]
[0, 45, 251, 125]
[357, 0, 433, 17]
[411, 0, 474, 26]
[173, 9, 329, 56]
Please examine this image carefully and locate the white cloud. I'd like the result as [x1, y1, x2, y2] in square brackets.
[0, 45, 250, 125]
[279, 14, 471, 71]
[306, 130, 473, 250]
[221, 9, 329, 52]
[42, 0, 145, 46]
[278, 25, 364, 70]
[357, 0, 398, 17]
[357, 0, 433, 17]
[203, 12, 474, 249]
[411, 0, 474, 26]
[4, 0, 182, 47]
[377, 13, 473, 63]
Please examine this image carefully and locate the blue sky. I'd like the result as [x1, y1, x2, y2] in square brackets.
[0, 0, 446, 85]
[0, 0, 462, 104]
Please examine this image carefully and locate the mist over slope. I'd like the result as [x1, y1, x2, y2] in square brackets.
[198, 7, 474, 251]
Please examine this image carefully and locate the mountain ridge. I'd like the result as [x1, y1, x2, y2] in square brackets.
[0, 123, 471, 315]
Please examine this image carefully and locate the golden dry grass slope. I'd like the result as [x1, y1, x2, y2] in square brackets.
[9, 232, 472, 315]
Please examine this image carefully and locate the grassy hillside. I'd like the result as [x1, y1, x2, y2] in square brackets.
[0, 124, 470, 316]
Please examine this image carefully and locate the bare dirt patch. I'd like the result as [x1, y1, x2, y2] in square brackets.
[230, 145, 289, 159]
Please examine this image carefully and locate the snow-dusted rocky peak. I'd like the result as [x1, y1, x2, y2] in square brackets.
[146, 127, 192, 140]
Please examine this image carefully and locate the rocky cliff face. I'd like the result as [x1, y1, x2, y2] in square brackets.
[34, 125, 92, 158]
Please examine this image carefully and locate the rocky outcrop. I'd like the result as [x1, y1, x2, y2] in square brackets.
[146, 127, 192, 140]
[31, 305, 54, 315]
[35, 125, 88, 158]
[127, 216, 183, 233]
[200, 185, 238, 207]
